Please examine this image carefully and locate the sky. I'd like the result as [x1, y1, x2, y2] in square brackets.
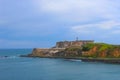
[1, 0, 120, 48]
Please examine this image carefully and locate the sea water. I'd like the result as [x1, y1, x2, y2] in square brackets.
[0, 49, 120, 80]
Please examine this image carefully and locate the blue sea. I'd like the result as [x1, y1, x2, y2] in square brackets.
[0, 49, 120, 80]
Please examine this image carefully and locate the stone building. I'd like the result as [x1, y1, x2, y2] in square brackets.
[55, 40, 94, 48]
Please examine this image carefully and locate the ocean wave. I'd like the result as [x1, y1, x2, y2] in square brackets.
[68, 59, 81, 62]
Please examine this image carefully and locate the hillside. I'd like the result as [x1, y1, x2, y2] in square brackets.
[82, 43, 120, 58]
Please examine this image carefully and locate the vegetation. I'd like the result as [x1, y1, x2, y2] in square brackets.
[82, 43, 95, 51]
[60, 43, 120, 58]
[65, 46, 82, 51]
[82, 43, 120, 58]
[82, 43, 117, 51]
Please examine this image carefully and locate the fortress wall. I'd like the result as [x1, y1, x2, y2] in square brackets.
[29, 40, 94, 57]
[55, 40, 94, 48]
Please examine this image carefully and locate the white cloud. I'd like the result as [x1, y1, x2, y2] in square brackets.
[71, 25, 94, 34]
[71, 20, 120, 34]
[96, 20, 120, 29]
[32, 0, 120, 41]
[111, 30, 120, 34]
[38, 0, 108, 13]
[34, 0, 120, 22]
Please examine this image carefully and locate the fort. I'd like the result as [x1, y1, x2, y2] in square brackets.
[28, 39, 94, 57]
[55, 40, 94, 48]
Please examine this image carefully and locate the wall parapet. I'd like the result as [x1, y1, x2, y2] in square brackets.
[55, 40, 94, 48]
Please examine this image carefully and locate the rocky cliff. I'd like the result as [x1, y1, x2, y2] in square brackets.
[28, 48, 65, 57]
[82, 43, 120, 58]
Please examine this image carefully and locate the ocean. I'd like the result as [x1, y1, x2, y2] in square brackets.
[0, 49, 120, 80]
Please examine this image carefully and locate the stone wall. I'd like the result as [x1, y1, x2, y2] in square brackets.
[55, 40, 94, 48]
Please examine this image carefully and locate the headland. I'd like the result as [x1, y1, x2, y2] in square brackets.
[26, 40, 120, 64]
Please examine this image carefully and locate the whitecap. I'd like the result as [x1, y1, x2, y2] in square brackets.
[69, 59, 81, 62]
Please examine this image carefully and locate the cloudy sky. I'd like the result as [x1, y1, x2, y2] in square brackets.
[1, 0, 120, 48]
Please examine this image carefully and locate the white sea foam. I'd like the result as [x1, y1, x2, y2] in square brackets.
[69, 59, 81, 62]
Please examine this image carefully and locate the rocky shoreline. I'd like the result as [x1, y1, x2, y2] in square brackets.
[22, 54, 120, 64]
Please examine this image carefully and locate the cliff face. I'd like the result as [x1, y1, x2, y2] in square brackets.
[82, 43, 120, 58]
[28, 48, 65, 57]
[28, 47, 82, 58]
[28, 43, 120, 58]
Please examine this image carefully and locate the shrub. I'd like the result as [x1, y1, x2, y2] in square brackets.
[65, 46, 82, 51]
[82, 43, 95, 51]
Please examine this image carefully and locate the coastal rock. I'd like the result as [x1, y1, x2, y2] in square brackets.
[28, 48, 65, 57]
